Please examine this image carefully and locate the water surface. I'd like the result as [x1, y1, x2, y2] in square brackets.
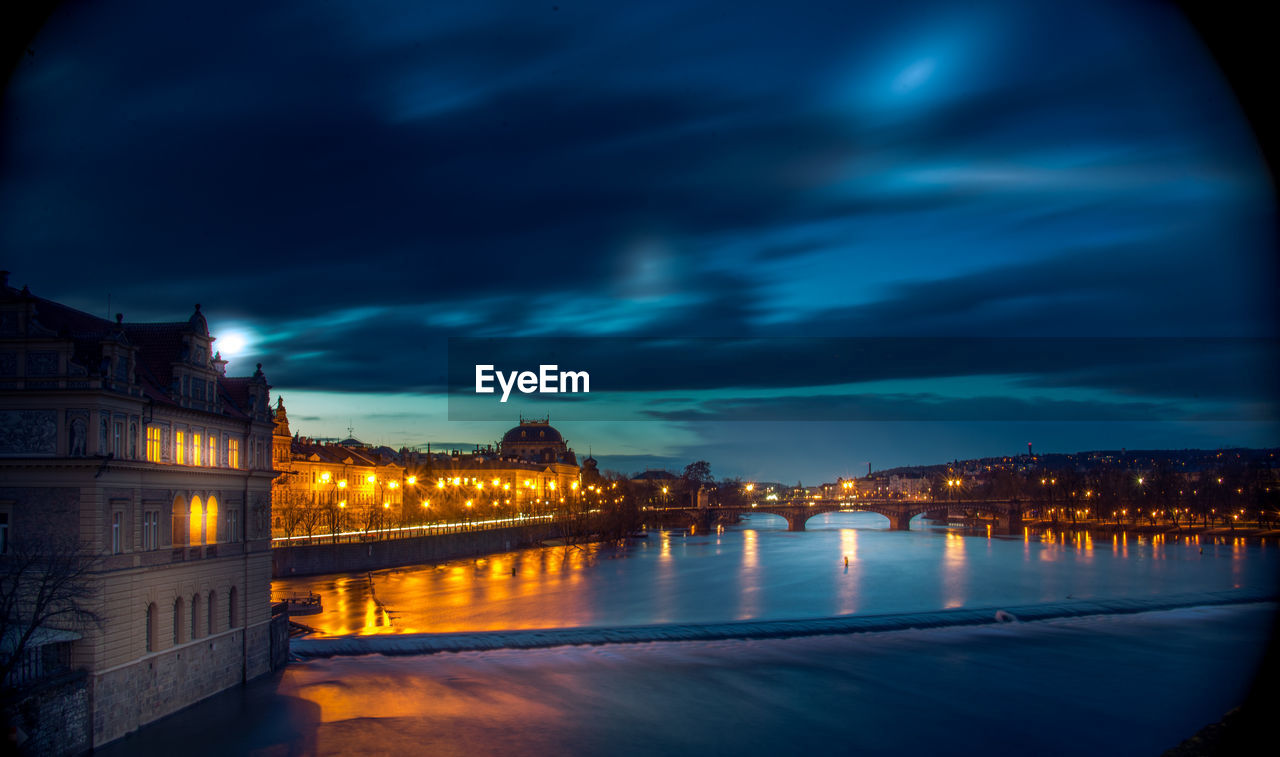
[274, 512, 1280, 636]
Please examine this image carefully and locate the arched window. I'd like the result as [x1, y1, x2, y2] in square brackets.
[205, 496, 219, 544]
[229, 586, 238, 628]
[192, 594, 202, 639]
[208, 591, 217, 635]
[171, 494, 188, 548]
[145, 603, 156, 652]
[173, 596, 185, 645]
[189, 496, 204, 545]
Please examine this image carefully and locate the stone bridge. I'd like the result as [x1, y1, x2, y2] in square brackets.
[651, 498, 1027, 534]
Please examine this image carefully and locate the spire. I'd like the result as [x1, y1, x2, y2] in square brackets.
[188, 303, 209, 335]
[273, 395, 291, 436]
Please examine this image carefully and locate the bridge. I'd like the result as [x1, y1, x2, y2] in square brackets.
[648, 498, 1027, 534]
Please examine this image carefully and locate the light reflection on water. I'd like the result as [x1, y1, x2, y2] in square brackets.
[273, 512, 1280, 637]
[98, 603, 1279, 757]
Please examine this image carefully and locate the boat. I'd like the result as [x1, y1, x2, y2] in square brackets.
[276, 591, 323, 616]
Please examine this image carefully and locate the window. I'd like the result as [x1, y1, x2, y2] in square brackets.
[143, 510, 159, 550]
[0, 513, 8, 555]
[228, 508, 240, 543]
[193, 434, 202, 466]
[228, 439, 240, 469]
[113, 421, 123, 457]
[205, 497, 218, 543]
[192, 594, 202, 639]
[173, 597, 185, 645]
[171, 495, 187, 547]
[128, 422, 138, 459]
[175, 431, 185, 465]
[189, 497, 203, 546]
[146, 427, 161, 462]
[207, 434, 217, 467]
[111, 512, 122, 554]
[228, 586, 238, 628]
[208, 592, 216, 636]
[145, 603, 156, 652]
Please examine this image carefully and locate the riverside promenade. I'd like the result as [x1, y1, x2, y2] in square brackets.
[272, 521, 563, 577]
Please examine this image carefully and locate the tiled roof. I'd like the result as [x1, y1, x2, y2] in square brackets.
[3, 281, 260, 416]
[218, 377, 254, 419]
[290, 439, 382, 468]
[121, 322, 189, 388]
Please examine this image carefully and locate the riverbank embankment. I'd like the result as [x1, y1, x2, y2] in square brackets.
[272, 523, 564, 578]
[1021, 520, 1280, 538]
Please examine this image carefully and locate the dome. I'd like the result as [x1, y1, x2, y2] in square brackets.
[502, 422, 563, 445]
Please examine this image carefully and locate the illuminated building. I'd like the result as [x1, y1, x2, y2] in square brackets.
[423, 418, 581, 512]
[0, 273, 277, 748]
[629, 469, 680, 506]
[270, 399, 405, 538]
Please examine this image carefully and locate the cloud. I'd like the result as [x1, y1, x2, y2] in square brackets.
[2, 0, 1275, 471]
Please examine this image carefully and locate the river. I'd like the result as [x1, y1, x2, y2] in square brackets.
[99, 514, 1279, 756]
[272, 512, 1279, 636]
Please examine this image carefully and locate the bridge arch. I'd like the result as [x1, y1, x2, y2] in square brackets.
[796, 509, 892, 530]
[737, 511, 788, 530]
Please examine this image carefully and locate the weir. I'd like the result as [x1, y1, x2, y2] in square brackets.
[290, 589, 1277, 658]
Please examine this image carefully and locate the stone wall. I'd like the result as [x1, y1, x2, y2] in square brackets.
[268, 604, 290, 672]
[2, 671, 90, 756]
[272, 523, 562, 577]
[90, 627, 247, 746]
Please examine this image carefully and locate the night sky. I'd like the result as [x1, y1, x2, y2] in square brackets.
[2, 1, 1276, 482]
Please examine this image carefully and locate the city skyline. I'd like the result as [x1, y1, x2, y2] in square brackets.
[3, 0, 1277, 483]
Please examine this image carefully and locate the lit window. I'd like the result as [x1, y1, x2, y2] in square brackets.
[228, 439, 240, 469]
[207, 435, 217, 467]
[146, 427, 161, 462]
[193, 434, 202, 466]
[175, 431, 185, 465]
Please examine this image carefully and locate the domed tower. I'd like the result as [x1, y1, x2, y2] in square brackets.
[500, 416, 576, 464]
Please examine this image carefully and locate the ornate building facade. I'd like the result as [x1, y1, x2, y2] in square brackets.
[270, 399, 406, 539]
[0, 274, 277, 748]
[424, 418, 582, 515]
[267, 415, 583, 533]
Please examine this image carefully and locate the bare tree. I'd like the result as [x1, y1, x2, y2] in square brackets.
[0, 525, 102, 691]
[273, 488, 311, 540]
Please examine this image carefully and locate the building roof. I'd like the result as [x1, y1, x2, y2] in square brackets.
[502, 420, 563, 445]
[2, 277, 262, 417]
[631, 469, 678, 482]
[289, 438, 382, 467]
